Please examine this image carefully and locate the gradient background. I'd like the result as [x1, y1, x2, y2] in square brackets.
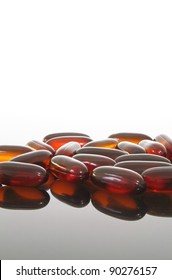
[0, 0, 172, 259]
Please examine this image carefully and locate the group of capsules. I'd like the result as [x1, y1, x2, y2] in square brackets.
[1, 132, 172, 220]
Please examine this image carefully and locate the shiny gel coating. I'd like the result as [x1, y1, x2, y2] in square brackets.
[73, 154, 115, 174]
[84, 139, 118, 149]
[43, 132, 90, 142]
[0, 186, 50, 209]
[92, 191, 146, 221]
[117, 141, 146, 154]
[11, 150, 52, 169]
[143, 191, 172, 217]
[76, 147, 128, 160]
[37, 172, 56, 190]
[50, 155, 89, 183]
[154, 134, 172, 161]
[115, 160, 171, 175]
[139, 140, 167, 157]
[91, 166, 145, 194]
[46, 136, 92, 150]
[142, 166, 172, 191]
[108, 132, 152, 144]
[55, 142, 81, 157]
[115, 153, 171, 163]
[0, 145, 33, 162]
[0, 162, 47, 187]
[26, 140, 55, 154]
[50, 180, 90, 207]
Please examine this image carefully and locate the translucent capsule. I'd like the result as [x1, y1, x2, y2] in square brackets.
[0, 162, 47, 187]
[11, 150, 52, 169]
[43, 132, 90, 142]
[91, 166, 145, 194]
[155, 134, 172, 161]
[76, 147, 128, 160]
[115, 153, 171, 163]
[38, 172, 56, 190]
[108, 132, 152, 144]
[73, 154, 115, 174]
[92, 191, 146, 221]
[0, 145, 33, 162]
[26, 140, 55, 154]
[142, 166, 172, 191]
[50, 155, 89, 183]
[46, 136, 92, 150]
[0, 186, 50, 209]
[139, 139, 167, 157]
[115, 160, 171, 174]
[117, 141, 146, 154]
[55, 142, 81, 157]
[50, 180, 90, 207]
[84, 139, 118, 149]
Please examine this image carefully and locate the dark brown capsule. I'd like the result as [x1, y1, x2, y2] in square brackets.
[50, 155, 89, 183]
[55, 141, 81, 157]
[46, 136, 92, 150]
[0, 145, 33, 162]
[92, 191, 146, 221]
[115, 153, 171, 163]
[0, 186, 50, 209]
[139, 139, 167, 157]
[84, 139, 118, 149]
[26, 140, 55, 154]
[108, 132, 152, 144]
[154, 134, 172, 161]
[117, 141, 146, 154]
[76, 147, 128, 160]
[43, 132, 90, 142]
[0, 162, 47, 187]
[91, 166, 145, 194]
[11, 150, 52, 169]
[73, 154, 115, 174]
[50, 180, 90, 208]
[115, 160, 171, 174]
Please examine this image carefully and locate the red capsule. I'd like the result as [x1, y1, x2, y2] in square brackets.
[92, 191, 146, 221]
[84, 139, 118, 149]
[50, 155, 89, 183]
[115, 153, 171, 163]
[0, 186, 50, 209]
[73, 154, 115, 174]
[139, 140, 167, 157]
[115, 160, 171, 174]
[142, 166, 172, 191]
[26, 140, 55, 154]
[55, 142, 81, 157]
[0, 162, 47, 187]
[46, 136, 92, 150]
[37, 172, 56, 190]
[43, 132, 90, 142]
[50, 180, 90, 207]
[108, 132, 152, 144]
[76, 147, 128, 160]
[11, 150, 52, 169]
[91, 166, 145, 194]
[117, 141, 146, 154]
[0, 145, 33, 162]
[154, 134, 172, 161]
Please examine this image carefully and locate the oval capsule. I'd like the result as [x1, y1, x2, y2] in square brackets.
[0, 162, 47, 187]
[55, 142, 81, 157]
[73, 154, 115, 174]
[76, 147, 128, 160]
[50, 155, 89, 183]
[84, 139, 118, 149]
[117, 141, 146, 154]
[154, 134, 172, 161]
[115, 160, 171, 174]
[142, 166, 172, 191]
[108, 132, 152, 144]
[43, 132, 90, 142]
[50, 180, 90, 207]
[115, 153, 171, 163]
[46, 136, 92, 150]
[92, 191, 146, 221]
[38, 172, 56, 190]
[0, 186, 50, 209]
[26, 140, 55, 154]
[91, 166, 146, 194]
[139, 140, 167, 157]
[0, 145, 33, 162]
